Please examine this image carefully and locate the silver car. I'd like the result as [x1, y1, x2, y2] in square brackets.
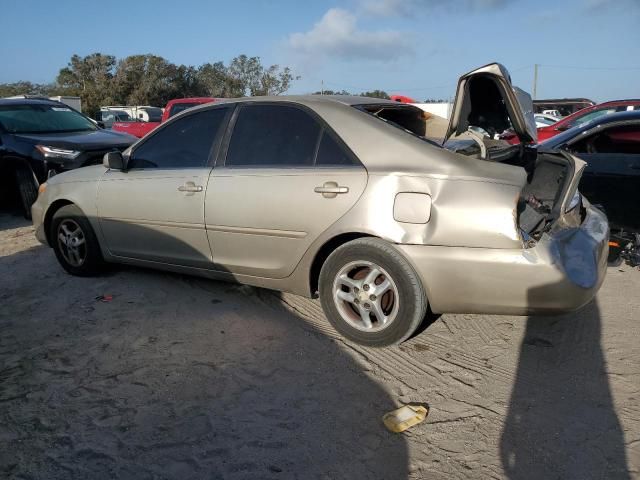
[32, 63, 608, 347]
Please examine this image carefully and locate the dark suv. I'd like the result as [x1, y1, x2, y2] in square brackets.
[0, 98, 136, 218]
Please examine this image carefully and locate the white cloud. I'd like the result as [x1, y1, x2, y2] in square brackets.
[288, 8, 412, 61]
[585, 0, 639, 11]
[361, 0, 511, 16]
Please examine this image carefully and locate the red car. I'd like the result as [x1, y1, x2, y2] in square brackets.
[112, 97, 220, 138]
[390, 95, 417, 103]
[537, 99, 640, 142]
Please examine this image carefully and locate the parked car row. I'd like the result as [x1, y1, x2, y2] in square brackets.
[537, 100, 640, 142]
[109, 97, 219, 138]
[30, 63, 610, 347]
[0, 98, 136, 218]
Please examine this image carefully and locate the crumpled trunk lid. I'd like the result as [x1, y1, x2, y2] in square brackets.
[518, 151, 587, 240]
[444, 62, 538, 144]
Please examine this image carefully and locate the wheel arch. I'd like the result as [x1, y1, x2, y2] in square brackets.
[44, 199, 76, 245]
[309, 232, 376, 297]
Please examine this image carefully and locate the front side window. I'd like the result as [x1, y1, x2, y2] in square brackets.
[0, 104, 97, 134]
[129, 107, 228, 169]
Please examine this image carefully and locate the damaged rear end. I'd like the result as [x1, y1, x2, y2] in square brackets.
[401, 63, 609, 315]
[518, 150, 608, 292]
[460, 64, 609, 309]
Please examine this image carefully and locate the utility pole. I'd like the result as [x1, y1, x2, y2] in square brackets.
[533, 64, 539, 100]
[321, 80, 324, 96]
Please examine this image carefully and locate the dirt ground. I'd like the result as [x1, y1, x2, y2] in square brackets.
[1, 211, 638, 480]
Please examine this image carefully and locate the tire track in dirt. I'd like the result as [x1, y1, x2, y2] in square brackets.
[268, 293, 519, 390]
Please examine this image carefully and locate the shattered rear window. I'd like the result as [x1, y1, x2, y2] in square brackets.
[354, 104, 443, 147]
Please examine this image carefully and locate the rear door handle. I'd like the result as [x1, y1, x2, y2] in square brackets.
[178, 182, 203, 195]
[314, 181, 349, 198]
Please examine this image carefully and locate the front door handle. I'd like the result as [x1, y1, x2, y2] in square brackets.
[178, 181, 203, 195]
[314, 181, 349, 198]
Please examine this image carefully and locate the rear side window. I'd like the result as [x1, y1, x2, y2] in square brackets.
[129, 107, 227, 169]
[316, 131, 355, 166]
[226, 105, 320, 167]
[356, 104, 428, 137]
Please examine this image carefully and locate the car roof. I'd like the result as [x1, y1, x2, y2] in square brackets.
[598, 99, 640, 105]
[166, 97, 218, 104]
[0, 97, 65, 107]
[209, 95, 402, 107]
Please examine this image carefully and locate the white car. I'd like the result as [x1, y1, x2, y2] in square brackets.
[534, 113, 561, 128]
[542, 109, 562, 118]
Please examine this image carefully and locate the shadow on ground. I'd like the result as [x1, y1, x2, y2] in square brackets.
[0, 233, 409, 479]
[501, 298, 630, 479]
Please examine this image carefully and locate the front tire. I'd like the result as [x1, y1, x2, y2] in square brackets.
[14, 165, 38, 220]
[319, 238, 428, 347]
[51, 205, 105, 276]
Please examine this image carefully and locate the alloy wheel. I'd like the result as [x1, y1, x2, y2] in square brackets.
[332, 260, 400, 332]
[57, 219, 87, 267]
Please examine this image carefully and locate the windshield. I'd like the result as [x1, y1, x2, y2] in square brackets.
[567, 108, 616, 129]
[536, 116, 557, 126]
[0, 104, 97, 134]
[169, 103, 199, 118]
[540, 120, 594, 149]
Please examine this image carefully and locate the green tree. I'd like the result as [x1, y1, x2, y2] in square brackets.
[0, 81, 55, 97]
[56, 53, 117, 116]
[196, 62, 243, 97]
[113, 54, 187, 107]
[359, 90, 390, 99]
[1, 52, 298, 116]
[228, 55, 297, 96]
[312, 89, 351, 96]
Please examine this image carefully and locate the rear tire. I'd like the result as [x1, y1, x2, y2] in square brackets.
[51, 205, 105, 276]
[319, 238, 428, 347]
[14, 165, 38, 220]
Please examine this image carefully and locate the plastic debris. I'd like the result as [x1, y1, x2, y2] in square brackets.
[383, 404, 429, 433]
[96, 294, 113, 302]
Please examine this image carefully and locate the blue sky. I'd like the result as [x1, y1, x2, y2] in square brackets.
[1, 0, 638, 102]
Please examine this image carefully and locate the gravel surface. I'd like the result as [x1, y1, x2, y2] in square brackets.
[1, 212, 638, 479]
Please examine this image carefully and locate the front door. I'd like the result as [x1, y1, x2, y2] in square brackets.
[571, 123, 640, 230]
[97, 106, 230, 268]
[205, 103, 367, 278]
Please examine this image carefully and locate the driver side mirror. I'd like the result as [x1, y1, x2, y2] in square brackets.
[103, 151, 125, 171]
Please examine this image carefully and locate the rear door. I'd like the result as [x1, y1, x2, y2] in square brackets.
[97, 106, 230, 267]
[205, 103, 367, 278]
